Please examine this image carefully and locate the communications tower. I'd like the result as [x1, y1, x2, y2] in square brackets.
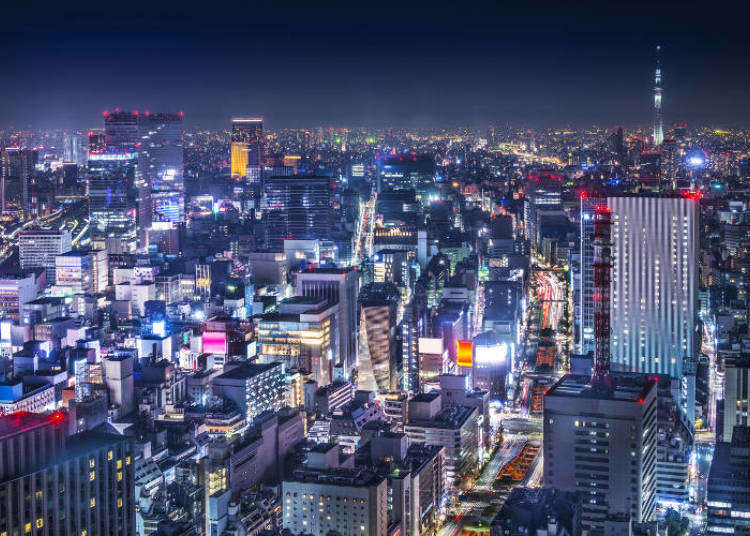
[653, 45, 664, 146]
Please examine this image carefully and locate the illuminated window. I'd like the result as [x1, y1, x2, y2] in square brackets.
[36, 520, 44, 529]
[24, 523, 31, 534]
[90, 498, 96, 508]
[89, 459, 95, 468]
[89, 471, 96, 481]
[125, 456, 131, 466]
[117, 472, 122, 482]
[117, 498, 123, 508]
[117, 460, 122, 469]
[108, 450, 113, 461]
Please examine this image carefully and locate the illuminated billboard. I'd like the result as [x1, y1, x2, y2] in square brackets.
[457, 340, 473, 367]
[474, 341, 510, 365]
[203, 331, 227, 355]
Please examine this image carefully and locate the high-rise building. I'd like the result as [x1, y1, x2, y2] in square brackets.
[653, 45, 664, 146]
[256, 297, 338, 387]
[0, 147, 37, 215]
[375, 154, 435, 195]
[0, 411, 135, 536]
[138, 112, 184, 225]
[706, 425, 750, 535]
[104, 110, 139, 152]
[357, 282, 400, 393]
[543, 373, 658, 532]
[296, 267, 359, 377]
[578, 194, 699, 420]
[722, 358, 750, 443]
[282, 444, 388, 536]
[55, 249, 108, 294]
[19, 229, 72, 284]
[262, 175, 333, 248]
[87, 133, 138, 253]
[230, 117, 263, 178]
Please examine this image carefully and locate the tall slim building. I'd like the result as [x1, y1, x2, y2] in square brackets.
[87, 146, 137, 253]
[1, 147, 37, 215]
[578, 194, 698, 421]
[357, 283, 400, 392]
[544, 373, 658, 532]
[138, 112, 184, 225]
[296, 267, 359, 378]
[0, 412, 136, 536]
[230, 117, 263, 178]
[262, 175, 333, 247]
[653, 45, 664, 146]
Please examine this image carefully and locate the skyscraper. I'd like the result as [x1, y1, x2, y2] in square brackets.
[579, 193, 698, 424]
[0, 147, 37, 215]
[296, 267, 359, 378]
[261, 175, 333, 247]
[357, 282, 400, 392]
[653, 45, 664, 146]
[104, 110, 139, 152]
[579, 194, 698, 378]
[544, 373, 658, 532]
[230, 117, 263, 178]
[0, 412, 136, 536]
[138, 112, 184, 225]
[87, 133, 137, 253]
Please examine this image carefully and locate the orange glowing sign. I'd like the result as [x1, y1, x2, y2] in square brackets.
[457, 340, 473, 367]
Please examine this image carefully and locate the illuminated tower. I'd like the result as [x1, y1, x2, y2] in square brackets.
[653, 45, 664, 146]
[591, 204, 613, 391]
[230, 117, 263, 178]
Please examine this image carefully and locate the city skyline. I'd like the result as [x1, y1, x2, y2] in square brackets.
[2, 3, 750, 128]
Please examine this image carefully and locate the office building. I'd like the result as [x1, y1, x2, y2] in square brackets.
[282, 444, 388, 536]
[19, 229, 72, 284]
[55, 249, 108, 294]
[524, 170, 562, 249]
[87, 144, 138, 253]
[543, 373, 658, 532]
[139, 112, 184, 224]
[706, 425, 750, 535]
[256, 297, 338, 386]
[0, 147, 37, 215]
[375, 153, 435, 195]
[578, 194, 699, 421]
[357, 282, 400, 393]
[723, 358, 750, 443]
[404, 392, 479, 489]
[296, 267, 359, 377]
[262, 175, 333, 247]
[231, 117, 263, 178]
[0, 411, 135, 536]
[211, 362, 286, 422]
[0, 272, 38, 320]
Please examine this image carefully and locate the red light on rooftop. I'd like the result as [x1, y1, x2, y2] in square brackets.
[50, 412, 65, 422]
[579, 189, 587, 199]
[681, 190, 703, 201]
[637, 397, 644, 404]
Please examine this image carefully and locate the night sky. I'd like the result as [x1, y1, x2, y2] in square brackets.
[1, 1, 749, 129]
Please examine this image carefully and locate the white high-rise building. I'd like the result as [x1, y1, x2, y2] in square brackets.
[609, 196, 698, 377]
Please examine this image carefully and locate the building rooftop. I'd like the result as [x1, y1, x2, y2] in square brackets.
[214, 362, 281, 381]
[545, 372, 656, 402]
[0, 411, 64, 439]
